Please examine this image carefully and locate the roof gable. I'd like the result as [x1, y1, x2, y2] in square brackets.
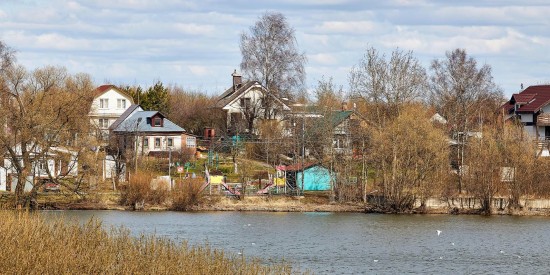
[94, 84, 134, 104]
[510, 85, 550, 113]
[214, 81, 290, 111]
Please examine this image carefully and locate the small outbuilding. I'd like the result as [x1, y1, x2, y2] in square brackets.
[281, 162, 332, 191]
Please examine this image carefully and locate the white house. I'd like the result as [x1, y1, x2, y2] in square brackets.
[214, 70, 291, 136]
[501, 85, 550, 138]
[0, 146, 78, 192]
[88, 85, 134, 140]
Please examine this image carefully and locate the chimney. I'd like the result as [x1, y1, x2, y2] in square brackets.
[232, 69, 242, 91]
[341, 101, 348, 111]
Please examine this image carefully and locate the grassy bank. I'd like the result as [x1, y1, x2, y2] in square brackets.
[0, 212, 298, 274]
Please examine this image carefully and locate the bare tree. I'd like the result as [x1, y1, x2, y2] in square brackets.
[0, 41, 15, 73]
[0, 63, 95, 208]
[350, 47, 427, 125]
[429, 48, 504, 193]
[167, 86, 222, 135]
[369, 104, 449, 212]
[240, 11, 307, 100]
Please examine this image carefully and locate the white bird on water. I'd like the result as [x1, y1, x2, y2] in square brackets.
[437, 230, 442, 236]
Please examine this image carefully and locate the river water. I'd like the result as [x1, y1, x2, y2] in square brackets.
[43, 211, 550, 274]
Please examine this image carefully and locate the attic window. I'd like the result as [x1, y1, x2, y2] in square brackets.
[240, 97, 251, 110]
[153, 117, 162, 127]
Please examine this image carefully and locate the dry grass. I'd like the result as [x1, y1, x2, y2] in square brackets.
[0, 212, 298, 274]
[120, 172, 170, 208]
[170, 178, 206, 211]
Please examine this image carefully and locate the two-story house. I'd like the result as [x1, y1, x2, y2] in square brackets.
[89, 85, 134, 140]
[213, 70, 291, 136]
[502, 85, 550, 139]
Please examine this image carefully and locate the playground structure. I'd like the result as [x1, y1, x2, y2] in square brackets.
[200, 166, 294, 197]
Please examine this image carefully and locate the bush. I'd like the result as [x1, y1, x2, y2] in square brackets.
[171, 178, 205, 211]
[120, 171, 169, 209]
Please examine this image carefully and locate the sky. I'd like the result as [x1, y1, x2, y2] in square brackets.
[1, 0, 549, 98]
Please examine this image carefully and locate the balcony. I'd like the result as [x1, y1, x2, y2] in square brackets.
[537, 114, 550, 126]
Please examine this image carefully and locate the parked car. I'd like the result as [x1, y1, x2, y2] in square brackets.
[43, 182, 60, 192]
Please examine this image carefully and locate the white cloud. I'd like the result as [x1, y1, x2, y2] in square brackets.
[315, 21, 377, 34]
[188, 65, 209, 76]
[309, 53, 337, 65]
[174, 23, 215, 35]
[1, 0, 550, 96]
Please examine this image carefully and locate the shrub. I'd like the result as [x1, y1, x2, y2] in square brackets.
[171, 178, 205, 211]
[120, 171, 169, 209]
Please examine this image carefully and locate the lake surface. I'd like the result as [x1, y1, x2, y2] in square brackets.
[42, 211, 550, 274]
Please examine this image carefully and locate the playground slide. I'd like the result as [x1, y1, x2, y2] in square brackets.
[257, 183, 274, 194]
[222, 182, 241, 195]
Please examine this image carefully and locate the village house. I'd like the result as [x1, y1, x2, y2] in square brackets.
[284, 103, 368, 158]
[502, 85, 550, 139]
[109, 104, 196, 157]
[502, 85, 550, 156]
[88, 84, 134, 141]
[213, 70, 291, 137]
[0, 146, 78, 192]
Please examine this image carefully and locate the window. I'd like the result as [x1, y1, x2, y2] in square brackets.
[117, 99, 126, 109]
[98, 119, 109, 129]
[186, 137, 196, 148]
[240, 97, 251, 110]
[153, 118, 162, 127]
[99, 98, 109, 109]
[154, 138, 161, 148]
[167, 138, 173, 147]
[143, 138, 149, 148]
[38, 161, 47, 172]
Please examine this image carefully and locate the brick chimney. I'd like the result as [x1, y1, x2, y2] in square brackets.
[232, 69, 242, 91]
[341, 101, 348, 111]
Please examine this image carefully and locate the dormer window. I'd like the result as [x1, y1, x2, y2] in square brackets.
[153, 117, 162, 127]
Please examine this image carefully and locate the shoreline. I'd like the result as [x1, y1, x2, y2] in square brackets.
[34, 196, 550, 216]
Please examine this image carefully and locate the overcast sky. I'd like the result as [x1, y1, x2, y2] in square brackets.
[1, 0, 549, 98]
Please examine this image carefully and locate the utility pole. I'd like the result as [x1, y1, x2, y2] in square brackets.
[135, 118, 142, 173]
[301, 113, 305, 196]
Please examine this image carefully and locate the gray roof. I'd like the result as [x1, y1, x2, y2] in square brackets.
[109, 104, 142, 130]
[112, 111, 185, 133]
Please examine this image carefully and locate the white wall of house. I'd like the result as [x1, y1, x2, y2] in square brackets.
[138, 134, 183, 154]
[223, 86, 265, 114]
[89, 88, 133, 131]
[541, 105, 550, 113]
[520, 113, 533, 124]
[518, 113, 537, 137]
[0, 152, 78, 192]
[222, 85, 289, 132]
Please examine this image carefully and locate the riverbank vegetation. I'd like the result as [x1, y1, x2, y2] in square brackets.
[1, 15, 549, 216]
[0, 212, 297, 274]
